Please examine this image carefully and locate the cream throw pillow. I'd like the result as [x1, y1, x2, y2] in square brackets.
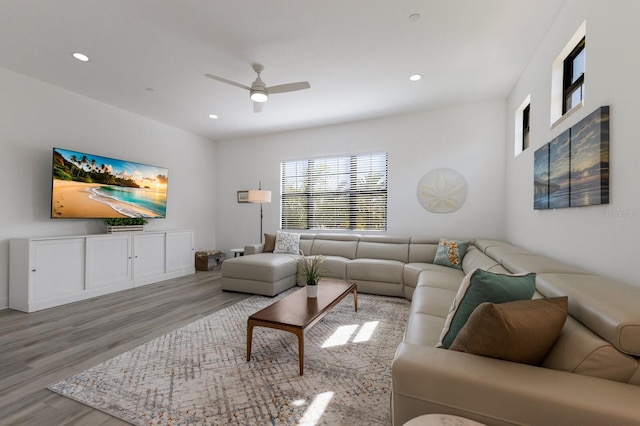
[274, 231, 301, 254]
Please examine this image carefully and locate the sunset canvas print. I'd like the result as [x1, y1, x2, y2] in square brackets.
[569, 106, 609, 207]
[533, 106, 609, 210]
[51, 148, 169, 219]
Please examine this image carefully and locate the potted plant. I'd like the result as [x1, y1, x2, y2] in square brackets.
[103, 217, 149, 233]
[300, 254, 325, 298]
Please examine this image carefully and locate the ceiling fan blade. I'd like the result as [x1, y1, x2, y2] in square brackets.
[267, 81, 310, 94]
[253, 101, 263, 113]
[204, 73, 251, 91]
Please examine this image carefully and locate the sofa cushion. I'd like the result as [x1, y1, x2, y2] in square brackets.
[500, 253, 588, 275]
[542, 315, 640, 383]
[298, 233, 315, 256]
[347, 258, 405, 284]
[408, 238, 439, 263]
[462, 246, 502, 273]
[437, 269, 536, 349]
[536, 273, 640, 356]
[450, 297, 568, 365]
[355, 235, 409, 262]
[299, 255, 349, 281]
[221, 253, 298, 282]
[410, 285, 459, 319]
[433, 238, 469, 270]
[274, 231, 301, 254]
[310, 234, 359, 258]
[263, 233, 276, 253]
[415, 266, 466, 291]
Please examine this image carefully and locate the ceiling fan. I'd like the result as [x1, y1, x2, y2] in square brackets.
[205, 64, 310, 113]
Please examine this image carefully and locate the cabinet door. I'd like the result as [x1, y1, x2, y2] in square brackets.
[166, 231, 195, 273]
[32, 238, 85, 300]
[86, 235, 132, 289]
[133, 232, 166, 285]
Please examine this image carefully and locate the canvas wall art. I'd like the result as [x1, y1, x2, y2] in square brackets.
[533, 106, 609, 210]
[569, 106, 610, 207]
[549, 129, 571, 209]
[533, 144, 549, 210]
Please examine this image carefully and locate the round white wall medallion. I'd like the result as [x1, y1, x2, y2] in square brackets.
[417, 168, 468, 213]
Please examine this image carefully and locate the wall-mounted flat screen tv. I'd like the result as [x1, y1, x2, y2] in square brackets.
[51, 148, 169, 219]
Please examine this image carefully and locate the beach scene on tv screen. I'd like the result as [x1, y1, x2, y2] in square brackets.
[51, 148, 168, 219]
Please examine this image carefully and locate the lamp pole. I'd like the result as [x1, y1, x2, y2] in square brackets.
[258, 182, 264, 243]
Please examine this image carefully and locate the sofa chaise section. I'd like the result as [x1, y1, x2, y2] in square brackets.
[221, 253, 298, 296]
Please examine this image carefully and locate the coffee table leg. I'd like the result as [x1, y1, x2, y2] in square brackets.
[296, 330, 304, 375]
[247, 321, 254, 362]
[353, 288, 358, 311]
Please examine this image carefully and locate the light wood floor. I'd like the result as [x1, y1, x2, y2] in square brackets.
[0, 270, 249, 425]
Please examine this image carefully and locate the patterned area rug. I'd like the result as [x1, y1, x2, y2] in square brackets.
[49, 290, 410, 425]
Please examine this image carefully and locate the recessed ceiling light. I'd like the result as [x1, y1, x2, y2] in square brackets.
[208, 114, 219, 119]
[409, 74, 422, 81]
[72, 52, 90, 62]
[409, 13, 421, 22]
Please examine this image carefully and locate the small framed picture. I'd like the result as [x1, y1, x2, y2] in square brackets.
[237, 190, 249, 203]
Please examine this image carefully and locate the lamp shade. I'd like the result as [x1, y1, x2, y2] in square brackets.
[248, 189, 271, 203]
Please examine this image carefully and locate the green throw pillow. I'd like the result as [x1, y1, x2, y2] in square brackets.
[433, 238, 469, 270]
[436, 268, 536, 349]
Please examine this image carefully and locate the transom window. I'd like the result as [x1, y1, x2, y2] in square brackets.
[522, 103, 531, 151]
[562, 36, 585, 113]
[281, 152, 388, 231]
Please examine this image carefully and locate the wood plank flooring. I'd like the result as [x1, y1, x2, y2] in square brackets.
[0, 270, 249, 425]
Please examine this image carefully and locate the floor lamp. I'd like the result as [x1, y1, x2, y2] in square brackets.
[248, 182, 272, 243]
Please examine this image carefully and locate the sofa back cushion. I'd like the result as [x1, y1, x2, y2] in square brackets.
[297, 234, 315, 256]
[462, 246, 504, 273]
[536, 273, 640, 356]
[356, 235, 409, 262]
[310, 234, 359, 259]
[543, 315, 640, 384]
[408, 238, 439, 263]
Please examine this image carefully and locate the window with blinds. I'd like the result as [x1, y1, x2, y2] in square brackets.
[281, 152, 388, 231]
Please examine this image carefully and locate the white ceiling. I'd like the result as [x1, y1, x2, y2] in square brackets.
[0, 0, 565, 141]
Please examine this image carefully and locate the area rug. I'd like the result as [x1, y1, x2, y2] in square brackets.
[49, 290, 410, 425]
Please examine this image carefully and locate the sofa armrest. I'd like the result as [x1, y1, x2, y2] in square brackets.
[391, 343, 640, 426]
[244, 244, 264, 255]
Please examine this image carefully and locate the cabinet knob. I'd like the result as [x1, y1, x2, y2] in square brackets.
[32, 269, 36, 272]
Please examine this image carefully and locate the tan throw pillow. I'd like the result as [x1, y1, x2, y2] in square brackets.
[263, 233, 276, 253]
[450, 296, 568, 366]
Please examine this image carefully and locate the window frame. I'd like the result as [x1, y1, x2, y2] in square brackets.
[280, 152, 388, 231]
[522, 103, 531, 151]
[562, 36, 585, 114]
[550, 21, 586, 127]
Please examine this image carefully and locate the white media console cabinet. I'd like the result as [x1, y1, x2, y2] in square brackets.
[9, 230, 196, 313]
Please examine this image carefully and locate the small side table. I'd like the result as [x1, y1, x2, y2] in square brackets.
[230, 248, 245, 257]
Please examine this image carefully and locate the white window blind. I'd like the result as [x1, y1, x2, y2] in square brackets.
[281, 152, 387, 231]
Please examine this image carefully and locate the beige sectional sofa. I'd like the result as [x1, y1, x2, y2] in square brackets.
[221, 234, 640, 425]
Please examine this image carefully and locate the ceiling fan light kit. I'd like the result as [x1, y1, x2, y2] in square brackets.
[205, 63, 310, 113]
[250, 91, 268, 103]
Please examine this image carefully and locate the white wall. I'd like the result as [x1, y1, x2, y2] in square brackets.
[506, 0, 640, 287]
[0, 67, 217, 309]
[215, 100, 507, 251]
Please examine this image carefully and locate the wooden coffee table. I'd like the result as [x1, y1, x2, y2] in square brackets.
[247, 279, 357, 375]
